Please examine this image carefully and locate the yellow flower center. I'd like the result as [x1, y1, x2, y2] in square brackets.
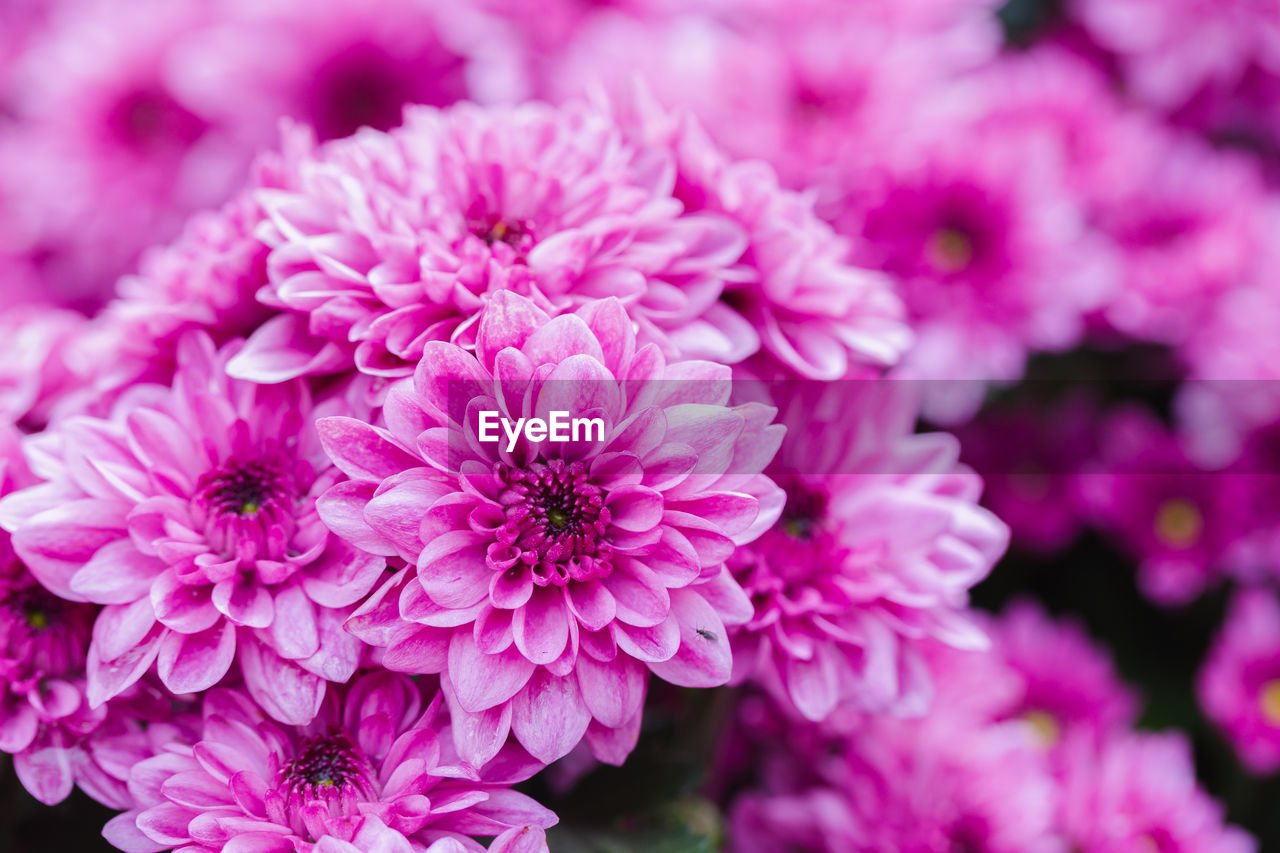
[927, 227, 974, 273]
[1022, 709, 1060, 747]
[1260, 680, 1280, 725]
[1154, 498, 1202, 548]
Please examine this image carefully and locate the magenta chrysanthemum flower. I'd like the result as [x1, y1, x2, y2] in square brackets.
[2, 0, 251, 310]
[1198, 588, 1280, 774]
[226, 93, 907, 385]
[727, 679, 1063, 853]
[845, 114, 1108, 420]
[1057, 730, 1256, 853]
[727, 382, 1007, 721]
[227, 99, 747, 382]
[1072, 0, 1280, 110]
[104, 672, 555, 853]
[0, 536, 102, 804]
[0, 333, 385, 725]
[175, 0, 527, 145]
[955, 396, 1099, 555]
[0, 304, 86, 428]
[1091, 127, 1268, 346]
[323, 293, 781, 765]
[601, 87, 911, 381]
[985, 601, 1139, 747]
[0, 425, 174, 808]
[1078, 407, 1252, 606]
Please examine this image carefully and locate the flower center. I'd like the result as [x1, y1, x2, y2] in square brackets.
[926, 226, 975, 273]
[1021, 709, 1060, 747]
[1154, 498, 1202, 549]
[0, 574, 94, 678]
[274, 730, 378, 841]
[494, 459, 613, 587]
[1260, 680, 1280, 726]
[108, 88, 207, 152]
[465, 207, 537, 262]
[779, 480, 827, 541]
[192, 453, 301, 558]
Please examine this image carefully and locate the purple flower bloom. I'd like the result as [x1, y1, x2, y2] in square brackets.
[103, 672, 555, 853]
[323, 293, 781, 765]
[1057, 730, 1256, 853]
[727, 382, 1007, 721]
[0, 333, 385, 724]
[1199, 588, 1280, 774]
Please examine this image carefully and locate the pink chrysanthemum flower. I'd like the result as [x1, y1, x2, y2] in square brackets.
[0, 333, 385, 725]
[0, 304, 87, 428]
[727, 382, 1007, 722]
[228, 100, 747, 382]
[844, 113, 1108, 420]
[0, 425, 175, 808]
[727, 678, 1064, 853]
[175, 0, 527, 145]
[1078, 407, 1252, 606]
[1071, 0, 1280, 110]
[324, 293, 781, 766]
[955, 396, 1099, 555]
[2, 0, 252, 310]
[0, 534, 102, 804]
[0, 430, 106, 805]
[985, 601, 1139, 748]
[600, 87, 911, 381]
[1057, 730, 1256, 853]
[1091, 126, 1268, 346]
[104, 672, 555, 853]
[228, 94, 907, 385]
[1198, 588, 1280, 774]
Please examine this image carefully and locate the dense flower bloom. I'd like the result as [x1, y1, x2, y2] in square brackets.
[0, 304, 87, 428]
[1198, 588, 1280, 774]
[1078, 407, 1252, 605]
[1091, 127, 1268, 345]
[2, 0, 249, 310]
[104, 672, 555, 853]
[985, 601, 1139, 747]
[726, 382, 1007, 721]
[228, 94, 907, 385]
[545, 2, 997, 195]
[842, 109, 1108, 420]
[1071, 0, 1280, 110]
[174, 0, 527, 145]
[0, 425, 103, 805]
[601, 87, 911, 381]
[1057, 730, 1256, 853]
[955, 396, 1099, 554]
[2, 0, 518, 312]
[0, 333, 384, 724]
[727, 673, 1065, 853]
[326, 293, 782, 765]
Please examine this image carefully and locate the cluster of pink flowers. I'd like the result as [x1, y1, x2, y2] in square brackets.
[726, 603, 1253, 852]
[2, 0, 1279, 849]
